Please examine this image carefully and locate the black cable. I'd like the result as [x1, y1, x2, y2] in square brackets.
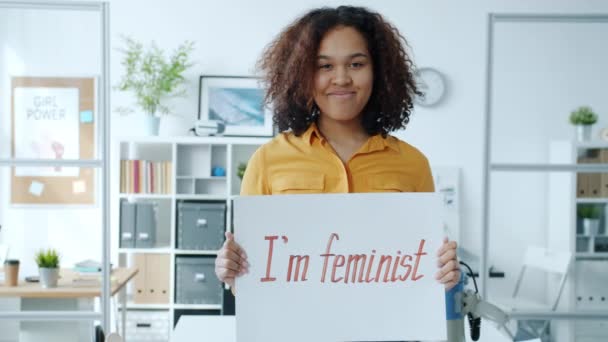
[459, 261, 478, 293]
[459, 261, 481, 341]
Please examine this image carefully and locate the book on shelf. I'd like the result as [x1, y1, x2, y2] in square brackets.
[120, 159, 172, 194]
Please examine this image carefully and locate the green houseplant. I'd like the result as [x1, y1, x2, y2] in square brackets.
[569, 106, 598, 142]
[237, 163, 247, 180]
[35, 248, 60, 288]
[577, 205, 602, 236]
[115, 36, 194, 135]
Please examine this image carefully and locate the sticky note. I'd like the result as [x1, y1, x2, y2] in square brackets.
[73, 180, 86, 194]
[29, 181, 44, 197]
[80, 110, 94, 123]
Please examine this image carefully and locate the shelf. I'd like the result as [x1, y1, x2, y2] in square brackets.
[119, 303, 171, 310]
[118, 247, 172, 254]
[118, 136, 270, 145]
[575, 142, 608, 149]
[175, 194, 226, 201]
[116, 137, 267, 327]
[575, 252, 608, 260]
[176, 176, 226, 180]
[174, 250, 219, 255]
[172, 304, 222, 310]
[577, 198, 608, 203]
[119, 193, 172, 199]
[510, 310, 608, 320]
[491, 163, 608, 172]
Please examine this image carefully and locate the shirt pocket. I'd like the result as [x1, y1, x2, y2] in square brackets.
[368, 174, 415, 192]
[271, 174, 325, 194]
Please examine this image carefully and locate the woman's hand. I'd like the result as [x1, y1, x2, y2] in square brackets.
[215, 232, 249, 295]
[435, 237, 460, 291]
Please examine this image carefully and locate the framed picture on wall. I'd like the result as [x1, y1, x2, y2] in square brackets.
[198, 75, 273, 137]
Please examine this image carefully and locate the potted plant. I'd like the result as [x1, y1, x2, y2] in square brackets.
[569, 106, 598, 142]
[577, 205, 602, 236]
[237, 162, 247, 181]
[115, 36, 194, 136]
[35, 248, 60, 288]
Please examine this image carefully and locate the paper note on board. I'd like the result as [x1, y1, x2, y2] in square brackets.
[29, 181, 44, 196]
[80, 110, 93, 123]
[73, 180, 86, 194]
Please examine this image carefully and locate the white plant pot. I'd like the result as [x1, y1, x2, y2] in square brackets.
[143, 115, 161, 136]
[39, 267, 59, 288]
[577, 125, 592, 142]
[582, 218, 600, 236]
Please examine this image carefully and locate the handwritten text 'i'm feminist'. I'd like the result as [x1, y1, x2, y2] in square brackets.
[259, 233, 427, 284]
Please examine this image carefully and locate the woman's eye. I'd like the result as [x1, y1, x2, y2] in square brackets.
[351, 62, 364, 68]
[318, 64, 332, 70]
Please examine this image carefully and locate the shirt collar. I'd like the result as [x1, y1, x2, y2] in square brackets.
[303, 122, 323, 145]
[303, 122, 399, 153]
[363, 134, 400, 153]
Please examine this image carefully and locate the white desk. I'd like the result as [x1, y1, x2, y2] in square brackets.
[0, 268, 137, 342]
[173, 315, 236, 342]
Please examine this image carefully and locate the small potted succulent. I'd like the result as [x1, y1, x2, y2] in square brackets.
[237, 162, 247, 181]
[569, 106, 598, 142]
[35, 248, 60, 288]
[577, 205, 602, 236]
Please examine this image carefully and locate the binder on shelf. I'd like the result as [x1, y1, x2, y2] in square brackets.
[120, 200, 137, 248]
[600, 148, 608, 197]
[147, 254, 170, 303]
[135, 202, 157, 248]
[133, 253, 149, 303]
[577, 157, 591, 198]
[587, 154, 602, 198]
[132, 253, 170, 304]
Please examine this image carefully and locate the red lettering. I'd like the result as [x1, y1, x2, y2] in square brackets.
[391, 251, 402, 282]
[320, 233, 339, 283]
[287, 255, 310, 282]
[376, 255, 393, 283]
[398, 254, 413, 281]
[412, 239, 427, 281]
[261, 235, 278, 282]
[332, 255, 345, 282]
[365, 250, 376, 283]
[345, 254, 367, 283]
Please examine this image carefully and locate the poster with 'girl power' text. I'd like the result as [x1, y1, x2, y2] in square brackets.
[234, 193, 447, 342]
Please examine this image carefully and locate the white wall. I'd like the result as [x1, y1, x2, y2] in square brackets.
[2, 0, 608, 297]
[489, 20, 608, 299]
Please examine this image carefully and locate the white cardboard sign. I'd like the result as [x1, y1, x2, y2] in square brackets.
[234, 193, 447, 342]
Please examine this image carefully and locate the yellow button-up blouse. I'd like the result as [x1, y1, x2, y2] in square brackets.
[240, 123, 434, 195]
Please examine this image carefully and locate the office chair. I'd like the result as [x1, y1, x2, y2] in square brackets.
[498, 246, 572, 340]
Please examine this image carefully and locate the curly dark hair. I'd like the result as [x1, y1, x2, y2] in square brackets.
[256, 5, 421, 137]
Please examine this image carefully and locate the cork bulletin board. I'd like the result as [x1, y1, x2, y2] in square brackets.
[11, 77, 96, 205]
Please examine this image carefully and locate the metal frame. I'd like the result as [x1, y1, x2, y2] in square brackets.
[0, 0, 112, 335]
[482, 12, 608, 312]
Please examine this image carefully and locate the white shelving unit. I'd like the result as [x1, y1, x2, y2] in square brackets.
[548, 140, 608, 341]
[114, 136, 268, 340]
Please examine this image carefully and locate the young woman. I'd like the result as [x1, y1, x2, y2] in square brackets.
[215, 5, 460, 295]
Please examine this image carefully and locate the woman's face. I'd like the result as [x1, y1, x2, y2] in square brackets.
[313, 26, 373, 123]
